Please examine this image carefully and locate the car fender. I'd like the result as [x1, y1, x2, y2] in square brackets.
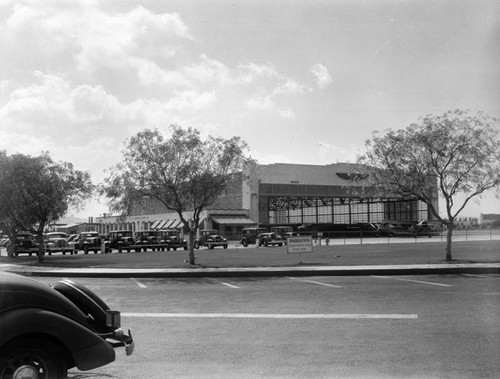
[0, 308, 115, 371]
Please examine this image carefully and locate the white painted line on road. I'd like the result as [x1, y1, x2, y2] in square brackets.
[122, 313, 418, 319]
[210, 279, 239, 288]
[130, 278, 147, 288]
[288, 276, 342, 288]
[463, 274, 500, 280]
[371, 276, 452, 287]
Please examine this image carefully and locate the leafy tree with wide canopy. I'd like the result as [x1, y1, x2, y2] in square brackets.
[0, 152, 93, 261]
[100, 125, 253, 265]
[359, 110, 500, 261]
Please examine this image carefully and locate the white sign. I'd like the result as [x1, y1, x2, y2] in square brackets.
[286, 236, 313, 254]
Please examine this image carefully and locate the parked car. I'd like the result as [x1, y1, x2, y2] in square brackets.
[13, 232, 39, 256]
[107, 230, 137, 253]
[44, 231, 75, 255]
[135, 230, 162, 251]
[240, 227, 268, 247]
[410, 220, 442, 237]
[0, 272, 134, 378]
[160, 229, 187, 251]
[195, 230, 228, 249]
[257, 232, 286, 247]
[74, 231, 108, 254]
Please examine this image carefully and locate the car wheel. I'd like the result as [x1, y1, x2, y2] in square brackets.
[242, 240, 248, 247]
[0, 337, 68, 379]
[208, 243, 214, 249]
[278, 243, 283, 247]
[224, 244, 228, 249]
[173, 247, 177, 251]
[84, 246, 89, 254]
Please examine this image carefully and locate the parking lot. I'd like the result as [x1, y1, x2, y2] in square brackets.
[30, 273, 500, 378]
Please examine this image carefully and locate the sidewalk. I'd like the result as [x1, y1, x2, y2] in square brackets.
[1, 239, 499, 278]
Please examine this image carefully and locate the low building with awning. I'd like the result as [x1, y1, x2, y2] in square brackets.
[94, 162, 438, 241]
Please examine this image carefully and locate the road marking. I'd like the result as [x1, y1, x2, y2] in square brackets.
[371, 276, 452, 287]
[288, 276, 342, 288]
[463, 274, 500, 280]
[122, 313, 418, 319]
[130, 278, 147, 288]
[211, 279, 239, 288]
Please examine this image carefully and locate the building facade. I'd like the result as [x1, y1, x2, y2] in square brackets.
[95, 162, 438, 239]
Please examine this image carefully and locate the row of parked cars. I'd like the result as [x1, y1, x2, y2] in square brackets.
[4, 229, 190, 256]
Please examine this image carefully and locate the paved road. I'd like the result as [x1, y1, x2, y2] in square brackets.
[33, 273, 500, 378]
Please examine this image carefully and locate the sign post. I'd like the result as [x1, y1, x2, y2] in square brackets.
[286, 236, 313, 264]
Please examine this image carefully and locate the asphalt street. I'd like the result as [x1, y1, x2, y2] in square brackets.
[30, 273, 500, 378]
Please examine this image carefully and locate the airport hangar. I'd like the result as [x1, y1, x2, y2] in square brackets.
[94, 162, 437, 240]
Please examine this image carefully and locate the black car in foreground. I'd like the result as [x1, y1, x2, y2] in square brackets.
[0, 272, 134, 378]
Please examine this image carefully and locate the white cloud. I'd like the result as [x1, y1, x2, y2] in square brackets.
[311, 63, 332, 89]
[318, 142, 359, 163]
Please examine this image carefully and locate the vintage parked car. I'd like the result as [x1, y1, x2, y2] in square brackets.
[107, 230, 137, 253]
[195, 230, 228, 249]
[160, 229, 188, 251]
[74, 231, 108, 254]
[44, 232, 75, 255]
[0, 272, 134, 378]
[12, 232, 39, 256]
[135, 230, 162, 251]
[257, 232, 286, 247]
[240, 227, 268, 247]
[409, 220, 442, 237]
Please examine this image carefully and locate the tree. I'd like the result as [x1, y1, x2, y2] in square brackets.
[100, 125, 253, 265]
[0, 152, 93, 262]
[358, 110, 500, 261]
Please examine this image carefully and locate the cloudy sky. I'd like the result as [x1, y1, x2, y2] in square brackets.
[1, 0, 499, 219]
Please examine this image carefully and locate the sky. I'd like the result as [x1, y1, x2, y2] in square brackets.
[0, 0, 499, 220]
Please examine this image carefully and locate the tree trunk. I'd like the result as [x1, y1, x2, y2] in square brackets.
[188, 229, 196, 265]
[7, 238, 14, 257]
[445, 226, 453, 262]
[36, 233, 45, 263]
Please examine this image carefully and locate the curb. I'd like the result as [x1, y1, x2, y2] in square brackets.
[4, 263, 500, 278]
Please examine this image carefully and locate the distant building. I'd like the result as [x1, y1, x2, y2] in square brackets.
[95, 162, 439, 240]
[455, 217, 479, 229]
[480, 214, 500, 227]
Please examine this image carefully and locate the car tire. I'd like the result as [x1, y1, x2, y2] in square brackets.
[0, 337, 68, 379]
[242, 240, 248, 247]
[224, 244, 228, 249]
[208, 243, 214, 249]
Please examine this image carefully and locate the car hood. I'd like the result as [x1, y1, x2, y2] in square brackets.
[0, 272, 90, 328]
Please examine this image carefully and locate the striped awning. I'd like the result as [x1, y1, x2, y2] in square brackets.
[151, 220, 163, 229]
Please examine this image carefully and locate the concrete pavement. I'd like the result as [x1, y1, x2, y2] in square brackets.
[1, 261, 499, 278]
